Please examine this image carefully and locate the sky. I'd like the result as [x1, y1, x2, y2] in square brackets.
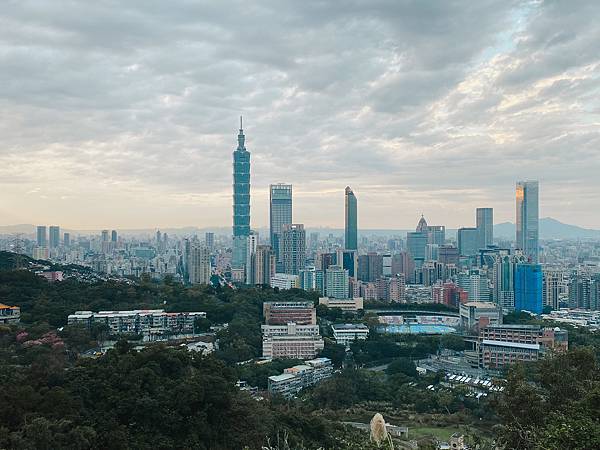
[1, 0, 599, 230]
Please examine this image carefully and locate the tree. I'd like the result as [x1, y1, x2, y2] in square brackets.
[386, 357, 417, 378]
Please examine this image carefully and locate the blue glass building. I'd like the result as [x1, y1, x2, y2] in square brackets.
[232, 117, 250, 268]
[515, 263, 543, 314]
[345, 186, 357, 250]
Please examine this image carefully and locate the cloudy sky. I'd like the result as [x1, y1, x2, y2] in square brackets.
[1, 0, 598, 230]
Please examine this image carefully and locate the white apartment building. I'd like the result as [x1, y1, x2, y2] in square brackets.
[318, 297, 364, 312]
[262, 322, 324, 359]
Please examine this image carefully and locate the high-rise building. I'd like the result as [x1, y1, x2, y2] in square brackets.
[426, 225, 446, 246]
[111, 230, 118, 243]
[252, 245, 276, 286]
[325, 265, 349, 299]
[438, 245, 459, 266]
[357, 253, 383, 282]
[63, 232, 71, 247]
[476, 208, 494, 249]
[281, 224, 306, 275]
[543, 269, 568, 311]
[188, 244, 211, 285]
[270, 183, 292, 266]
[49, 226, 60, 248]
[457, 227, 479, 257]
[344, 186, 357, 250]
[336, 249, 358, 279]
[101, 230, 110, 242]
[515, 263, 543, 314]
[406, 231, 428, 265]
[568, 271, 595, 310]
[493, 254, 515, 310]
[232, 117, 251, 269]
[205, 232, 214, 251]
[458, 269, 490, 302]
[36, 226, 47, 248]
[300, 266, 325, 295]
[516, 181, 539, 263]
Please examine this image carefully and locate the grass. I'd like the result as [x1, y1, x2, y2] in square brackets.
[406, 426, 459, 441]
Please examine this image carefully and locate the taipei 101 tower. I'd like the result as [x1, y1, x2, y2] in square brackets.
[232, 116, 251, 271]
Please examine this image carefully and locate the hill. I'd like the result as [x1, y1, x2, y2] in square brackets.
[494, 217, 600, 240]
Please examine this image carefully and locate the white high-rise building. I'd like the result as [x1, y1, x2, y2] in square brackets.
[325, 265, 349, 299]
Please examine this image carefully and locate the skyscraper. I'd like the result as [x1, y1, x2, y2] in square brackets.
[49, 226, 60, 248]
[36, 226, 47, 247]
[245, 231, 259, 285]
[232, 117, 251, 269]
[476, 207, 493, 249]
[325, 265, 350, 299]
[281, 223, 306, 275]
[270, 183, 292, 266]
[344, 186, 357, 250]
[111, 230, 118, 243]
[516, 181, 539, 263]
[63, 232, 70, 247]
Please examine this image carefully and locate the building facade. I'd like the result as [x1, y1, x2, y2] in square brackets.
[344, 186, 358, 250]
[232, 117, 251, 269]
[281, 224, 306, 275]
[476, 207, 493, 249]
[270, 183, 292, 267]
[516, 180, 539, 263]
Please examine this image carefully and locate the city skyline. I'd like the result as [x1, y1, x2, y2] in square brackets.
[1, 2, 599, 229]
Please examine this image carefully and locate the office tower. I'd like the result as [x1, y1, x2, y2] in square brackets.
[232, 116, 251, 269]
[325, 265, 349, 299]
[438, 245, 459, 266]
[344, 186, 357, 250]
[426, 244, 439, 261]
[493, 254, 515, 309]
[281, 224, 306, 275]
[426, 225, 445, 246]
[515, 263, 543, 314]
[382, 254, 392, 276]
[245, 231, 259, 284]
[391, 252, 415, 284]
[357, 253, 383, 282]
[205, 232, 214, 251]
[252, 245, 276, 285]
[457, 227, 479, 257]
[476, 208, 494, 249]
[188, 244, 211, 285]
[458, 269, 490, 302]
[336, 249, 358, 279]
[111, 230, 118, 243]
[156, 229, 162, 243]
[49, 226, 60, 248]
[543, 269, 568, 311]
[270, 183, 292, 266]
[36, 226, 47, 247]
[406, 231, 428, 265]
[101, 230, 110, 242]
[63, 232, 70, 247]
[516, 181, 539, 263]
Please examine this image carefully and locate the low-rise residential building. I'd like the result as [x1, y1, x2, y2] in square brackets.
[331, 323, 369, 346]
[270, 273, 300, 290]
[541, 309, 600, 330]
[268, 357, 333, 397]
[261, 322, 324, 359]
[318, 297, 364, 312]
[263, 301, 316, 325]
[67, 309, 206, 338]
[0, 303, 20, 324]
[459, 301, 502, 331]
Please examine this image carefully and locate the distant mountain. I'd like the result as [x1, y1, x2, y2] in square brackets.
[494, 217, 600, 240]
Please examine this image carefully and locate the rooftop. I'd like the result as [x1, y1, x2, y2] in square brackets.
[268, 373, 297, 383]
[332, 323, 369, 330]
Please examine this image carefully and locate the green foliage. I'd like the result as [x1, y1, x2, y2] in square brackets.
[494, 347, 600, 450]
[319, 339, 347, 367]
[386, 357, 417, 378]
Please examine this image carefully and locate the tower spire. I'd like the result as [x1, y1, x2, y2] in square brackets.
[240, 115, 243, 131]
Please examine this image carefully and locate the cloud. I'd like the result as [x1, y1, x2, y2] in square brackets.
[0, 0, 598, 229]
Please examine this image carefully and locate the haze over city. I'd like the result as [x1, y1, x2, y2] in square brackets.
[1, 1, 599, 229]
